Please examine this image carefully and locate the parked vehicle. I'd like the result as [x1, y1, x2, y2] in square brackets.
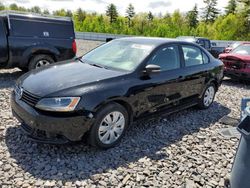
[219, 43, 250, 80]
[224, 41, 243, 53]
[0, 11, 76, 71]
[11, 37, 224, 148]
[177, 36, 225, 58]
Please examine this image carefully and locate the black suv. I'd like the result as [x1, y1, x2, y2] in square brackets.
[0, 11, 76, 70]
[11, 37, 224, 148]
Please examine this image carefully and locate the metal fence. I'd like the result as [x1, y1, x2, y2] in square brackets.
[75, 32, 131, 42]
[75, 32, 239, 47]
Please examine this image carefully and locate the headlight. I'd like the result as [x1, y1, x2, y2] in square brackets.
[35, 97, 80, 112]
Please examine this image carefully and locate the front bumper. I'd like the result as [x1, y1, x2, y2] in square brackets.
[224, 69, 250, 80]
[11, 92, 94, 143]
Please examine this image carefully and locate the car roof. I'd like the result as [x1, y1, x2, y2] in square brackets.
[177, 36, 209, 40]
[0, 10, 72, 22]
[115, 37, 191, 47]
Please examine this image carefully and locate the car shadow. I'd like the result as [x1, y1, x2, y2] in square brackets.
[222, 77, 250, 89]
[5, 101, 231, 182]
[0, 69, 23, 89]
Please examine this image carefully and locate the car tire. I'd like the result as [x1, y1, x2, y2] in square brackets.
[28, 55, 54, 70]
[197, 83, 216, 109]
[88, 102, 129, 149]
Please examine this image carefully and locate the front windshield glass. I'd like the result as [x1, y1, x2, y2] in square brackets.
[231, 44, 250, 55]
[82, 40, 154, 71]
[231, 42, 241, 49]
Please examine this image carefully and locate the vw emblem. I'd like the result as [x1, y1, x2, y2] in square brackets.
[15, 86, 23, 100]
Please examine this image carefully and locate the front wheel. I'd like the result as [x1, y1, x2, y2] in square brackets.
[88, 103, 128, 149]
[197, 83, 216, 109]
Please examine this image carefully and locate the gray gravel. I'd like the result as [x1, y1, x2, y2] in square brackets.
[0, 40, 249, 188]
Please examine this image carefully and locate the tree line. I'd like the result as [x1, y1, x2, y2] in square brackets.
[0, 0, 249, 40]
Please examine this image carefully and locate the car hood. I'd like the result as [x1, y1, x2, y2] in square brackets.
[219, 53, 250, 63]
[18, 61, 126, 97]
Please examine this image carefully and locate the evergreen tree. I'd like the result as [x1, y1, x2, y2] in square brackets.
[43, 9, 50, 15]
[187, 4, 199, 28]
[201, 0, 220, 22]
[237, 0, 250, 14]
[225, 0, 237, 15]
[76, 8, 86, 22]
[66, 10, 73, 17]
[147, 11, 154, 21]
[53, 9, 66, 16]
[9, 3, 19, 11]
[126, 4, 135, 27]
[29, 6, 42, 14]
[106, 3, 118, 24]
[0, 2, 5, 11]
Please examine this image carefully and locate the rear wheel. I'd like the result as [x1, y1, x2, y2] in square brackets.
[197, 83, 216, 109]
[28, 55, 54, 70]
[88, 103, 128, 149]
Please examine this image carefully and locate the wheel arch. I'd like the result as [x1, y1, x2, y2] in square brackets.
[94, 99, 134, 125]
[20, 46, 60, 68]
[209, 79, 219, 91]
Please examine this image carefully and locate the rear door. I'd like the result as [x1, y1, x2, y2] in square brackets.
[180, 44, 210, 99]
[0, 18, 8, 65]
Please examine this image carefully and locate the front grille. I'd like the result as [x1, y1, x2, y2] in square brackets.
[21, 90, 40, 106]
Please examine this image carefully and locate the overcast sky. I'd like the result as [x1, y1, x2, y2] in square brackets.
[2, 0, 227, 15]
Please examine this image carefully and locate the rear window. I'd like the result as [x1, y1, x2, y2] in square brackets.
[9, 15, 74, 39]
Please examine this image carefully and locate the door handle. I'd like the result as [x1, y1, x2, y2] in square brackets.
[178, 76, 184, 79]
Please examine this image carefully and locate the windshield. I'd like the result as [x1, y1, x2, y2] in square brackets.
[230, 42, 241, 49]
[231, 44, 250, 55]
[81, 40, 154, 71]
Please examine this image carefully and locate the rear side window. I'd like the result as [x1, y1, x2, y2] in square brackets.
[148, 45, 180, 71]
[202, 52, 209, 64]
[182, 45, 204, 67]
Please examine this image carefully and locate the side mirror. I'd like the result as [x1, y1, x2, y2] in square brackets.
[144, 64, 161, 75]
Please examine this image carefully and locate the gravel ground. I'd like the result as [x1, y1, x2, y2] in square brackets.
[0, 40, 249, 188]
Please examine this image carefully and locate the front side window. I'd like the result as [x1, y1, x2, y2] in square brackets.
[182, 45, 203, 67]
[82, 40, 154, 71]
[148, 45, 180, 71]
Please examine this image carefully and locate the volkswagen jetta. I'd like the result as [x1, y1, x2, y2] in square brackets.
[11, 37, 224, 148]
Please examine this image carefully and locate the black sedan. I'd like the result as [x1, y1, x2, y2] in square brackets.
[11, 37, 224, 148]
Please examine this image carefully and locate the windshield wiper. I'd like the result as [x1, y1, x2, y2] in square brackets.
[75, 57, 84, 63]
[88, 63, 108, 69]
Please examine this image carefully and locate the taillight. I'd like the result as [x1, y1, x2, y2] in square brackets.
[72, 39, 77, 55]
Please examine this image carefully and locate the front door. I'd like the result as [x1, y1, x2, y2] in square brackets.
[133, 44, 185, 116]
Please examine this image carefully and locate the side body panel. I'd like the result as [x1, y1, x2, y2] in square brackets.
[0, 17, 8, 66]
